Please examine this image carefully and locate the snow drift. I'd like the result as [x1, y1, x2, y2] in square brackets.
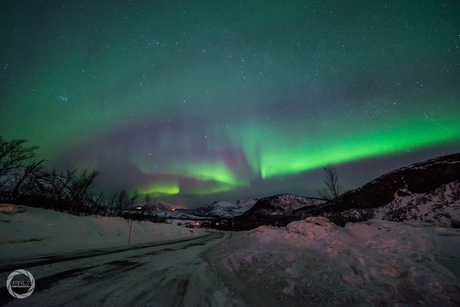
[210, 217, 460, 306]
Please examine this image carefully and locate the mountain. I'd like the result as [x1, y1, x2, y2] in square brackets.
[243, 194, 325, 216]
[228, 194, 326, 230]
[233, 152, 460, 230]
[373, 180, 460, 225]
[235, 197, 259, 208]
[191, 198, 257, 218]
[331, 152, 460, 210]
[145, 199, 188, 212]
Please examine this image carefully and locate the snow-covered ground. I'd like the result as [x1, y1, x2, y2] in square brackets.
[2, 205, 460, 306]
[0, 204, 200, 261]
[209, 217, 460, 306]
[0, 205, 246, 307]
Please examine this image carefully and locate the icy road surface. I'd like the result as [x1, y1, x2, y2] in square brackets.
[0, 231, 247, 307]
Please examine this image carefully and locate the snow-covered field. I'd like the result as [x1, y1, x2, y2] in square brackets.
[2, 205, 460, 306]
[0, 204, 200, 261]
[210, 217, 460, 306]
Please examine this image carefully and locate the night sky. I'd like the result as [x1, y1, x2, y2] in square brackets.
[1, 1, 459, 208]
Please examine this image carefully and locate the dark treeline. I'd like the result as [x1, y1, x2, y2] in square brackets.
[0, 136, 165, 222]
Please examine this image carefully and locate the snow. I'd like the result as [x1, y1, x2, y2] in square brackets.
[210, 217, 460, 306]
[0, 205, 201, 261]
[2, 205, 460, 306]
[374, 181, 460, 226]
[191, 199, 256, 218]
[0, 205, 245, 307]
[247, 194, 324, 216]
[0, 204, 26, 214]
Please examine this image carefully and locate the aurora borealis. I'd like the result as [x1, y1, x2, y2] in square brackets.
[1, 1, 459, 208]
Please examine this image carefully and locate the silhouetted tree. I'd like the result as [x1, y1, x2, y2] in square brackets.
[8, 159, 45, 201]
[317, 165, 343, 200]
[68, 167, 100, 215]
[140, 193, 154, 218]
[113, 189, 139, 217]
[0, 137, 42, 201]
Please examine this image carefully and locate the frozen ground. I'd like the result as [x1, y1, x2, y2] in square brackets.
[1, 206, 460, 306]
[0, 204, 199, 261]
[1, 205, 246, 306]
[210, 217, 460, 306]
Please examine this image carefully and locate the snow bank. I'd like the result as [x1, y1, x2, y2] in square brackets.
[0, 205, 201, 261]
[0, 204, 26, 214]
[212, 217, 460, 306]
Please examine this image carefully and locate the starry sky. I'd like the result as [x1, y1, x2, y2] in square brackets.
[1, 1, 459, 208]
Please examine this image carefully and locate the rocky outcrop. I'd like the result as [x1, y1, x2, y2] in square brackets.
[333, 153, 460, 210]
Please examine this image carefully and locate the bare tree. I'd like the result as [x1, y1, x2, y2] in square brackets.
[140, 193, 153, 218]
[0, 137, 41, 197]
[129, 189, 139, 206]
[46, 167, 77, 210]
[39, 166, 99, 213]
[8, 158, 46, 201]
[86, 192, 106, 216]
[116, 189, 129, 216]
[68, 167, 100, 215]
[317, 165, 343, 200]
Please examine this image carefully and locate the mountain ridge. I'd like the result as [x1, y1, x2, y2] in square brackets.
[231, 152, 460, 229]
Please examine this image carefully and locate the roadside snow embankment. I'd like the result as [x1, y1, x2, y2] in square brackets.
[210, 217, 460, 306]
[0, 205, 201, 261]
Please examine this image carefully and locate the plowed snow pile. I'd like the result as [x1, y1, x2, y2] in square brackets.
[210, 217, 460, 306]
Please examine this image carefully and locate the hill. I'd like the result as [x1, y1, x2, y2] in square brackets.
[233, 152, 460, 230]
[333, 152, 460, 210]
[190, 198, 258, 218]
[243, 194, 325, 216]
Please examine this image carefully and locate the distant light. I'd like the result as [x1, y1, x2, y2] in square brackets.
[135, 206, 142, 210]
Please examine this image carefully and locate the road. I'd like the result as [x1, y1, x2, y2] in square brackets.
[0, 231, 247, 307]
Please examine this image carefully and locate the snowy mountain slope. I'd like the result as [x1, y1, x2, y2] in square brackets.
[231, 153, 459, 229]
[191, 198, 257, 218]
[316, 153, 460, 226]
[373, 180, 460, 225]
[334, 152, 460, 211]
[144, 199, 187, 211]
[235, 197, 258, 209]
[209, 217, 460, 306]
[243, 194, 325, 216]
[318, 181, 460, 227]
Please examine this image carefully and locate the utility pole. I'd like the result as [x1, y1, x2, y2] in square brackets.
[230, 211, 234, 240]
[128, 205, 143, 245]
[128, 216, 133, 245]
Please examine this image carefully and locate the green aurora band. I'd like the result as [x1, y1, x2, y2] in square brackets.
[1, 1, 459, 205]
